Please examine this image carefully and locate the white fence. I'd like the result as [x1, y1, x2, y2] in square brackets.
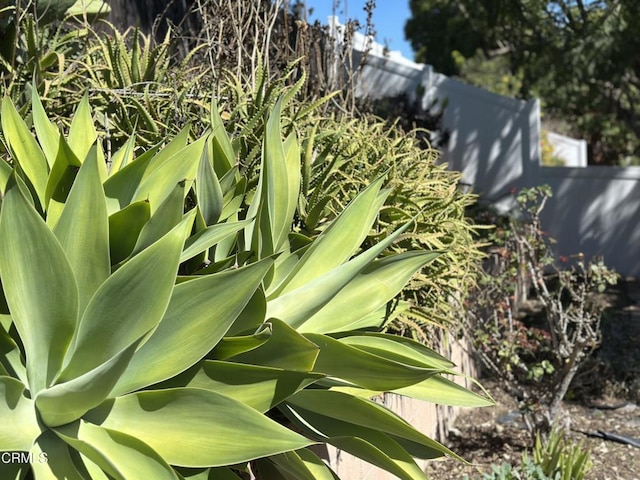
[547, 132, 588, 167]
[330, 17, 640, 278]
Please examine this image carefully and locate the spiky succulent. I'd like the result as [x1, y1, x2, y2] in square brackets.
[0, 92, 491, 479]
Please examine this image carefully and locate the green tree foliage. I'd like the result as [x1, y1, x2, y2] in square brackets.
[405, 0, 640, 165]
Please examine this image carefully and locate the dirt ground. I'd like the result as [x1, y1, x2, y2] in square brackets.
[425, 279, 640, 480]
[424, 382, 639, 479]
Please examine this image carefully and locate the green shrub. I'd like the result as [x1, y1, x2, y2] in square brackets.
[465, 186, 617, 431]
[463, 428, 591, 480]
[533, 428, 592, 480]
[1, 7, 483, 343]
[214, 69, 482, 338]
[468, 459, 547, 480]
[0, 1, 109, 103]
[0, 91, 491, 479]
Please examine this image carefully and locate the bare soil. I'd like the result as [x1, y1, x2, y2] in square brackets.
[425, 382, 640, 479]
[425, 279, 640, 480]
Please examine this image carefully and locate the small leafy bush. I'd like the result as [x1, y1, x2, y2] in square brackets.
[466, 186, 617, 431]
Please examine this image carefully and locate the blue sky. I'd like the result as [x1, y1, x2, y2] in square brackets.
[302, 0, 415, 60]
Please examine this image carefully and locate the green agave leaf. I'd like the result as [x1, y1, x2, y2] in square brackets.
[226, 288, 267, 336]
[297, 251, 440, 333]
[60, 215, 192, 381]
[229, 319, 319, 372]
[266, 245, 311, 299]
[219, 166, 241, 198]
[269, 176, 388, 297]
[85, 388, 314, 467]
[0, 177, 79, 393]
[0, 160, 11, 195]
[251, 460, 289, 480]
[180, 207, 209, 273]
[104, 125, 191, 206]
[67, 94, 97, 165]
[328, 435, 427, 480]
[282, 131, 301, 236]
[0, 461, 29, 480]
[77, 453, 110, 480]
[210, 324, 272, 360]
[292, 448, 340, 480]
[288, 390, 452, 456]
[394, 375, 494, 407]
[0, 322, 27, 384]
[110, 260, 273, 396]
[0, 377, 41, 451]
[196, 140, 223, 226]
[1, 96, 48, 209]
[256, 448, 339, 480]
[332, 332, 456, 370]
[131, 180, 186, 256]
[281, 402, 429, 480]
[352, 299, 411, 331]
[45, 133, 82, 228]
[53, 145, 110, 312]
[209, 96, 236, 177]
[305, 194, 334, 231]
[31, 91, 59, 169]
[132, 138, 206, 213]
[108, 200, 151, 264]
[36, 341, 140, 427]
[217, 195, 244, 261]
[31, 429, 84, 480]
[108, 132, 136, 175]
[177, 467, 244, 479]
[266, 219, 415, 329]
[104, 147, 156, 213]
[252, 98, 300, 257]
[54, 420, 179, 480]
[219, 192, 244, 222]
[180, 360, 323, 412]
[180, 219, 251, 263]
[303, 333, 439, 390]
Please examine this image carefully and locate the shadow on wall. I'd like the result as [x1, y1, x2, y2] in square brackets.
[435, 75, 539, 209]
[540, 167, 640, 277]
[333, 15, 640, 278]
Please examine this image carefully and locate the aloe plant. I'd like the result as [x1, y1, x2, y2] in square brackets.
[0, 0, 110, 74]
[0, 91, 491, 479]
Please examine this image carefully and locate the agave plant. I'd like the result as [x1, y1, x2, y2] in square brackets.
[219, 72, 482, 338]
[0, 91, 491, 479]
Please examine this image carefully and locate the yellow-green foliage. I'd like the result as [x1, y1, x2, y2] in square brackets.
[534, 428, 592, 480]
[2, 13, 482, 342]
[215, 72, 482, 337]
[0, 88, 493, 480]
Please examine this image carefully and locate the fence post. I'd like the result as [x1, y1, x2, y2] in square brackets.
[419, 64, 434, 110]
[523, 98, 542, 188]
